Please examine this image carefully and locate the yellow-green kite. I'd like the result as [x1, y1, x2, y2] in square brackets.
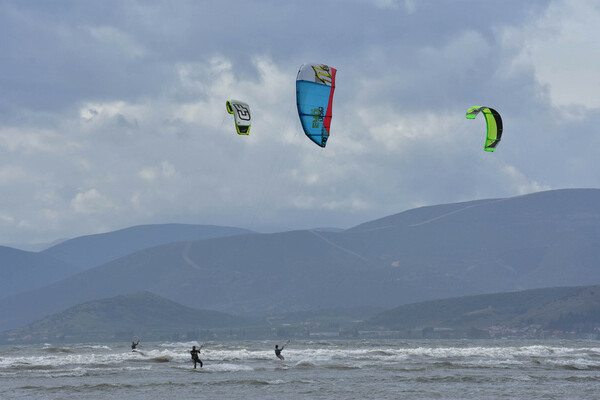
[466, 106, 502, 151]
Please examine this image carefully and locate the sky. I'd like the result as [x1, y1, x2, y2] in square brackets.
[1, 0, 600, 244]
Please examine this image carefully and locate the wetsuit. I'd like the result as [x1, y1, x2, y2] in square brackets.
[131, 341, 139, 351]
[275, 346, 284, 361]
[190, 348, 203, 368]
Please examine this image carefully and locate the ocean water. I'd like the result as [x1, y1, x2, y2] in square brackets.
[1, 339, 600, 399]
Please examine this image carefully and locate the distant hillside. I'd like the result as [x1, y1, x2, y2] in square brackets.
[347, 198, 498, 233]
[0, 246, 78, 300]
[335, 188, 600, 292]
[3, 189, 600, 331]
[365, 285, 600, 338]
[3, 238, 68, 252]
[41, 223, 254, 271]
[0, 231, 378, 330]
[2, 292, 254, 343]
[310, 227, 344, 233]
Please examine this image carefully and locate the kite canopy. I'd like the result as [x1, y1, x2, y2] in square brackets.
[226, 100, 251, 135]
[296, 63, 337, 147]
[466, 106, 503, 151]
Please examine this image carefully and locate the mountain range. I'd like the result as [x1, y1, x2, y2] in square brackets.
[0, 246, 78, 300]
[365, 285, 600, 335]
[1, 188, 600, 332]
[2, 291, 254, 343]
[6, 285, 600, 343]
[40, 223, 253, 271]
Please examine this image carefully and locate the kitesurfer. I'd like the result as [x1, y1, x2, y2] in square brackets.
[275, 344, 285, 361]
[190, 345, 203, 368]
[131, 340, 140, 351]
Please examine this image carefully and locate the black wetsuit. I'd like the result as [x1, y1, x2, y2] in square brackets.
[131, 341, 139, 351]
[190, 348, 203, 368]
[275, 346, 284, 361]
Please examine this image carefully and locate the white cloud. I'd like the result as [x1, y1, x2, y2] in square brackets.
[139, 167, 158, 182]
[79, 101, 143, 126]
[139, 161, 177, 182]
[0, 165, 31, 184]
[502, 164, 552, 195]
[88, 25, 146, 58]
[131, 192, 141, 207]
[0, 214, 15, 224]
[160, 161, 176, 178]
[0, 127, 79, 155]
[503, 0, 600, 108]
[365, 0, 415, 12]
[71, 189, 115, 214]
[42, 208, 59, 222]
[353, 108, 461, 154]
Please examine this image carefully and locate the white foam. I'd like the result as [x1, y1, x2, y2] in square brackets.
[3, 341, 600, 376]
[206, 363, 254, 372]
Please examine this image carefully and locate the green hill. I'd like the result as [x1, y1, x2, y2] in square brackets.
[2, 292, 255, 343]
[365, 285, 600, 338]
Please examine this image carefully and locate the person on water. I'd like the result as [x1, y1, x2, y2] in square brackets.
[275, 344, 285, 361]
[131, 340, 140, 351]
[190, 345, 203, 368]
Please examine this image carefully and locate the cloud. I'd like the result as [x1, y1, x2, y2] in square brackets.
[503, 0, 600, 108]
[502, 164, 552, 195]
[365, 0, 416, 12]
[139, 161, 177, 182]
[0, 165, 30, 184]
[71, 189, 115, 215]
[88, 25, 146, 59]
[0, 126, 79, 155]
[1, 0, 598, 243]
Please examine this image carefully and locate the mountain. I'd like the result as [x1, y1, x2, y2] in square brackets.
[2, 189, 600, 331]
[2, 291, 254, 343]
[3, 238, 69, 252]
[310, 227, 344, 233]
[336, 188, 600, 291]
[364, 285, 600, 338]
[0, 231, 375, 329]
[0, 224, 254, 301]
[9, 285, 600, 343]
[40, 223, 254, 271]
[0, 246, 79, 300]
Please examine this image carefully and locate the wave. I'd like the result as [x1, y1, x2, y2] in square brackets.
[366, 350, 395, 357]
[5, 340, 600, 374]
[206, 378, 284, 386]
[205, 363, 253, 372]
[148, 355, 172, 363]
[157, 341, 200, 348]
[41, 346, 74, 354]
[49, 367, 89, 378]
[324, 362, 361, 370]
[415, 375, 492, 384]
[9, 363, 55, 371]
[565, 375, 600, 382]
[295, 359, 317, 368]
[45, 382, 138, 392]
[306, 340, 336, 346]
[75, 345, 112, 350]
[560, 363, 600, 371]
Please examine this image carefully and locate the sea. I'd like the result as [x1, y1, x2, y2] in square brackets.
[1, 339, 600, 399]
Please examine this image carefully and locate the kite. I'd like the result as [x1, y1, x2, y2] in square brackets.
[226, 100, 251, 135]
[296, 63, 337, 147]
[466, 106, 502, 151]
